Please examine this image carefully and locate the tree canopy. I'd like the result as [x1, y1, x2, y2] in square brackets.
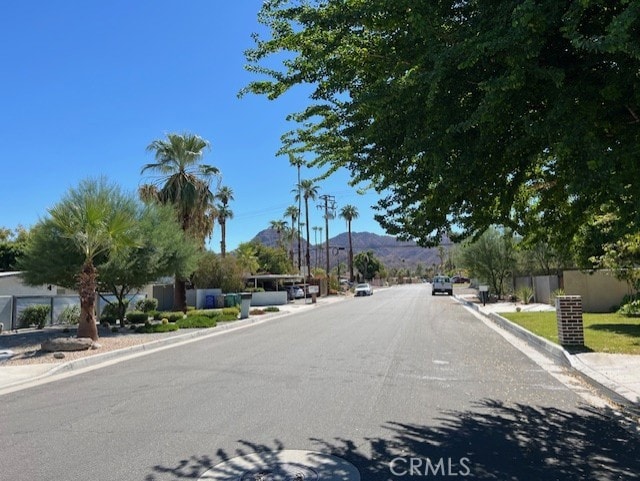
[244, 0, 640, 251]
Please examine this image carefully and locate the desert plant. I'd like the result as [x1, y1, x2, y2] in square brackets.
[176, 316, 217, 328]
[516, 286, 534, 305]
[618, 299, 640, 317]
[134, 297, 159, 312]
[101, 300, 128, 323]
[126, 311, 150, 323]
[18, 305, 51, 329]
[135, 322, 179, 333]
[57, 304, 80, 325]
[549, 288, 566, 306]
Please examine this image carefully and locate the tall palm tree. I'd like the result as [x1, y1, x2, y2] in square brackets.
[283, 205, 299, 267]
[217, 204, 234, 257]
[141, 132, 219, 311]
[49, 179, 137, 340]
[293, 179, 319, 278]
[269, 219, 287, 251]
[340, 204, 359, 282]
[216, 186, 234, 257]
[289, 153, 305, 272]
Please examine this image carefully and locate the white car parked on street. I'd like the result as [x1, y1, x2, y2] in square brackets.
[354, 283, 373, 296]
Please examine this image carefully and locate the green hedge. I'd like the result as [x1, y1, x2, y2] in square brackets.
[176, 316, 218, 329]
[155, 311, 186, 322]
[135, 322, 179, 334]
[187, 309, 223, 318]
[126, 311, 150, 323]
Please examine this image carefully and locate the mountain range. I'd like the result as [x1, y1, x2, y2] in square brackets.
[252, 229, 442, 271]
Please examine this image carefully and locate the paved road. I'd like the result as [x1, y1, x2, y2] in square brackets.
[0, 284, 637, 480]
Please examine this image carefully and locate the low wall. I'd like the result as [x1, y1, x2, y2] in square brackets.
[250, 291, 288, 306]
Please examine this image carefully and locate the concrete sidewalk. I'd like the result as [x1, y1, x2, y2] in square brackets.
[457, 294, 640, 415]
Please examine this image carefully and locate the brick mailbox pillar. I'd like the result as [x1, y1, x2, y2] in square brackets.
[555, 295, 585, 347]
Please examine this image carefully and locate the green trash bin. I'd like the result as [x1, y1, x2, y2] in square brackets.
[224, 294, 234, 308]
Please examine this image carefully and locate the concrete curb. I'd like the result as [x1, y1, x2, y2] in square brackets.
[456, 296, 640, 416]
[1, 299, 344, 392]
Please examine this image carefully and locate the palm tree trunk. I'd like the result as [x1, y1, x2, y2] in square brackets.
[77, 261, 99, 341]
[348, 221, 354, 282]
[305, 198, 311, 278]
[220, 221, 227, 257]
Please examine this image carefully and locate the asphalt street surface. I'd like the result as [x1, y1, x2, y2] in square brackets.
[0, 284, 638, 480]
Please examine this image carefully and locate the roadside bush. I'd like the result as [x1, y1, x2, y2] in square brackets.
[250, 308, 266, 315]
[19, 305, 51, 329]
[516, 286, 534, 305]
[57, 304, 80, 325]
[222, 307, 240, 317]
[135, 322, 179, 333]
[549, 288, 565, 307]
[618, 299, 640, 317]
[126, 311, 150, 323]
[134, 297, 158, 313]
[155, 311, 185, 322]
[176, 316, 217, 329]
[263, 306, 280, 312]
[187, 309, 222, 318]
[100, 301, 127, 323]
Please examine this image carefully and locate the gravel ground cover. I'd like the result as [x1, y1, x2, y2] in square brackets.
[0, 325, 196, 366]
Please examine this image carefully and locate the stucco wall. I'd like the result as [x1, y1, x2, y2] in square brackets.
[563, 270, 632, 313]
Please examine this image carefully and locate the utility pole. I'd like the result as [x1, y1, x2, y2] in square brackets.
[318, 194, 336, 282]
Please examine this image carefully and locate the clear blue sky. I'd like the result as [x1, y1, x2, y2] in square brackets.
[0, 0, 387, 252]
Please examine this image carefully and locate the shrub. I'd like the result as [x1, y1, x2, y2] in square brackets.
[187, 309, 222, 318]
[549, 288, 565, 306]
[18, 305, 51, 329]
[222, 307, 240, 317]
[263, 306, 280, 312]
[100, 301, 127, 323]
[176, 316, 217, 329]
[57, 304, 80, 325]
[250, 308, 265, 315]
[618, 299, 640, 317]
[126, 311, 150, 323]
[516, 286, 534, 305]
[134, 297, 158, 312]
[157, 311, 185, 322]
[161, 318, 169, 325]
[135, 322, 179, 333]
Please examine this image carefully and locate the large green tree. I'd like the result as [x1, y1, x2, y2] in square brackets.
[97, 204, 199, 323]
[244, 1, 640, 252]
[459, 227, 517, 298]
[192, 251, 245, 293]
[141, 132, 220, 311]
[19, 179, 138, 340]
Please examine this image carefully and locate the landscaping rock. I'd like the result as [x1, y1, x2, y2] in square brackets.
[53, 352, 66, 359]
[41, 337, 94, 352]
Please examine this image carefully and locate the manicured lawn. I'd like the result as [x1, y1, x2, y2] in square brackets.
[501, 311, 640, 354]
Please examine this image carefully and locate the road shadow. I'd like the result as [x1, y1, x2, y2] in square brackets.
[143, 399, 639, 480]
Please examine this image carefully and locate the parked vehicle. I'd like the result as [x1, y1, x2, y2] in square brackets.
[432, 276, 453, 296]
[451, 275, 470, 284]
[354, 283, 373, 296]
[285, 285, 305, 300]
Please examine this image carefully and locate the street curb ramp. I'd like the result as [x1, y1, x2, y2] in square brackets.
[456, 296, 640, 417]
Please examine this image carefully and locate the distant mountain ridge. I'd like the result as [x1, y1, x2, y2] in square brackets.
[252, 229, 441, 270]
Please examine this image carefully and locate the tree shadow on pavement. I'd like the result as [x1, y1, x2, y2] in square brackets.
[144, 399, 639, 480]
